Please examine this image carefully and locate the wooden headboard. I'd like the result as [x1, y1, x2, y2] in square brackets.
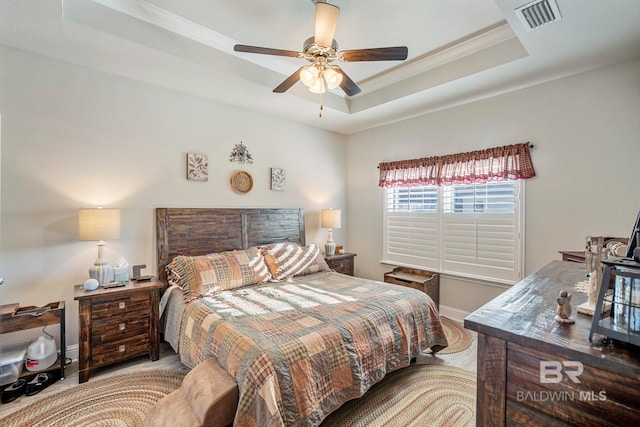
[155, 208, 305, 286]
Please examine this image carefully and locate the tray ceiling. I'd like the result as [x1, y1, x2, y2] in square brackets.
[1, 0, 639, 134]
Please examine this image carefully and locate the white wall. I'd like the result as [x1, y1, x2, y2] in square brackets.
[0, 46, 347, 351]
[346, 58, 640, 319]
[2, 43, 639, 348]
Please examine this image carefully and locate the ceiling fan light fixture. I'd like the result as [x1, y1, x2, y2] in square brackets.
[314, 2, 340, 48]
[237, 1, 407, 102]
[308, 77, 326, 94]
[323, 67, 342, 89]
[300, 65, 320, 87]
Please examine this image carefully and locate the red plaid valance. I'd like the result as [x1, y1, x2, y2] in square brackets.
[378, 142, 536, 188]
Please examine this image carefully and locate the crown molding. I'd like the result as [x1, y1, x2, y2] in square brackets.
[357, 22, 519, 95]
[88, 0, 298, 76]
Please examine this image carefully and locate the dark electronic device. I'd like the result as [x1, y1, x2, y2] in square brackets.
[102, 281, 127, 289]
[132, 264, 153, 282]
[624, 210, 640, 262]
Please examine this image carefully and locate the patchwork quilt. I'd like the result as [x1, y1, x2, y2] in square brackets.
[177, 271, 447, 427]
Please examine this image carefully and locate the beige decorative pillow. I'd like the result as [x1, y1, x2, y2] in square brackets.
[166, 248, 271, 301]
[260, 242, 329, 280]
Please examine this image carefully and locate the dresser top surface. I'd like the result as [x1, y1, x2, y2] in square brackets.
[465, 260, 640, 367]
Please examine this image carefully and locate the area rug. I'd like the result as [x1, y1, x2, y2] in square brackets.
[320, 364, 476, 427]
[0, 370, 185, 427]
[428, 316, 473, 355]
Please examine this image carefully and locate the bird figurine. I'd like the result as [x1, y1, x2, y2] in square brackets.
[555, 289, 575, 324]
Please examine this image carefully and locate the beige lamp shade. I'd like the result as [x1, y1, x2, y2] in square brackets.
[321, 209, 341, 229]
[78, 208, 121, 241]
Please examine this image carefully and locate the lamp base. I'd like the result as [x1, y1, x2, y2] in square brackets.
[89, 242, 114, 284]
[325, 241, 336, 256]
[90, 264, 114, 285]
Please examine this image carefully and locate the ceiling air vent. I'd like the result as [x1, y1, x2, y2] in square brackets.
[515, 0, 562, 31]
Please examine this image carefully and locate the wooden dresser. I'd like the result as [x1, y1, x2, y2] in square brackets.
[465, 261, 640, 426]
[74, 279, 162, 382]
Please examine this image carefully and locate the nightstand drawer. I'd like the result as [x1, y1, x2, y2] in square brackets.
[91, 316, 150, 345]
[325, 253, 356, 276]
[329, 258, 352, 274]
[91, 292, 150, 320]
[91, 334, 150, 367]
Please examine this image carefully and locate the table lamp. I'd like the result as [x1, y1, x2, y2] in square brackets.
[78, 207, 121, 284]
[321, 208, 341, 256]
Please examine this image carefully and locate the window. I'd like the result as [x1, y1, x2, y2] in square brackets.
[379, 142, 534, 283]
[384, 180, 524, 284]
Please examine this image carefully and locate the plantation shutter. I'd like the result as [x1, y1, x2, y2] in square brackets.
[384, 187, 439, 270]
[441, 182, 521, 282]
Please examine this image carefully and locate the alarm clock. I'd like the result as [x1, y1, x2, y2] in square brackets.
[83, 278, 99, 291]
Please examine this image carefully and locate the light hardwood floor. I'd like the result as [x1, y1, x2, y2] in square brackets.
[0, 322, 477, 420]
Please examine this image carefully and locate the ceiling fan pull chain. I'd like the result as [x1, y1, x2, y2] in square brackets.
[319, 92, 324, 118]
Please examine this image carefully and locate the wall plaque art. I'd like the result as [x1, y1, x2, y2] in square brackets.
[271, 168, 286, 191]
[187, 153, 208, 181]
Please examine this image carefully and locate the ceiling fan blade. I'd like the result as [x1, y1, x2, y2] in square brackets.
[341, 46, 408, 62]
[334, 66, 361, 96]
[273, 67, 305, 93]
[314, 2, 340, 47]
[234, 44, 301, 58]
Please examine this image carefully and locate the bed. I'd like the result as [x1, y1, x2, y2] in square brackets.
[156, 207, 447, 427]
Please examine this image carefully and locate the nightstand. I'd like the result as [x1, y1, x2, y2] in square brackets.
[325, 252, 356, 276]
[73, 278, 163, 383]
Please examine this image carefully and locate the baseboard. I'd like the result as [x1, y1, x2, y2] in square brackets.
[439, 305, 471, 323]
[64, 344, 79, 362]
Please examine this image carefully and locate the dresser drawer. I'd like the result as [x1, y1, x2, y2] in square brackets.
[91, 292, 150, 320]
[91, 334, 150, 367]
[506, 342, 640, 426]
[91, 316, 150, 345]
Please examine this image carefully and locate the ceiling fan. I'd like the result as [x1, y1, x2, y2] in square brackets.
[233, 1, 408, 97]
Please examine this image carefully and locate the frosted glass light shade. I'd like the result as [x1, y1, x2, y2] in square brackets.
[324, 67, 343, 89]
[300, 65, 319, 87]
[78, 208, 121, 241]
[309, 77, 325, 94]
